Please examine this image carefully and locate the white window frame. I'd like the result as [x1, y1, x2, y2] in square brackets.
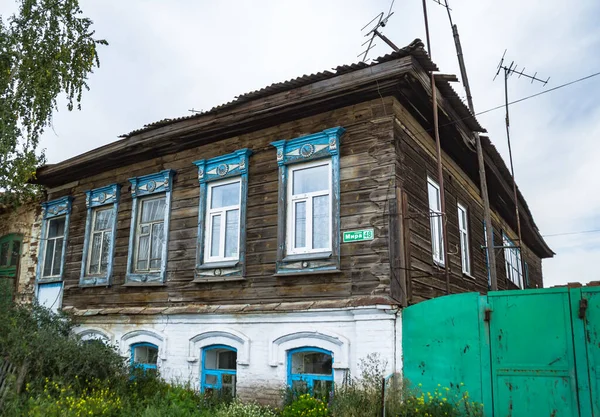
[204, 178, 242, 263]
[457, 202, 471, 276]
[134, 195, 167, 273]
[286, 159, 333, 255]
[503, 233, 523, 288]
[427, 177, 444, 265]
[85, 207, 115, 276]
[41, 216, 66, 279]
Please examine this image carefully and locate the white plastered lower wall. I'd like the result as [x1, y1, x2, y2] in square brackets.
[75, 305, 402, 404]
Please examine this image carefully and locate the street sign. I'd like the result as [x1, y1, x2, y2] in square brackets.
[343, 229, 374, 243]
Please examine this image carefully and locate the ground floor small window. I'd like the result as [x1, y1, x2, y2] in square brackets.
[288, 347, 333, 400]
[131, 342, 158, 373]
[201, 345, 237, 397]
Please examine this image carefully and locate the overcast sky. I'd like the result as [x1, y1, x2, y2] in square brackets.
[3, 0, 599, 287]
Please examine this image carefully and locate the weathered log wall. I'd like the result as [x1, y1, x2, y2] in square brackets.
[49, 98, 398, 309]
[392, 99, 543, 303]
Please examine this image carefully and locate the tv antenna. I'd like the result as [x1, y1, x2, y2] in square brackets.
[494, 50, 550, 288]
[358, 0, 399, 62]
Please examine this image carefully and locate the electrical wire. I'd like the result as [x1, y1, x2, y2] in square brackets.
[542, 228, 600, 238]
[437, 70, 600, 131]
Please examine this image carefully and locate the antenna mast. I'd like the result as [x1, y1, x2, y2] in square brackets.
[359, 0, 399, 62]
[494, 50, 549, 288]
[434, 0, 499, 291]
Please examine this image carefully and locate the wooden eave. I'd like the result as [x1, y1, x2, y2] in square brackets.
[34, 52, 551, 258]
[36, 55, 476, 188]
[391, 65, 553, 259]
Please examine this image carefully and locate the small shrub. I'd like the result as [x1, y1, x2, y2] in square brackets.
[330, 353, 389, 417]
[25, 379, 123, 417]
[397, 385, 484, 417]
[282, 394, 329, 417]
[0, 302, 127, 394]
[281, 384, 311, 407]
[215, 400, 279, 417]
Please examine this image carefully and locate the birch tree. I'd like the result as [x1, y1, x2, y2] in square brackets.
[0, 0, 107, 205]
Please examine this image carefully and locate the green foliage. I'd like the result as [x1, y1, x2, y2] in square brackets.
[282, 394, 329, 417]
[329, 354, 483, 417]
[0, 0, 107, 205]
[0, 301, 127, 395]
[329, 353, 391, 417]
[123, 377, 207, 416]
[25, 379, 123, 417]
[214, 400, 279, 417]
[396, 385, 484, 417]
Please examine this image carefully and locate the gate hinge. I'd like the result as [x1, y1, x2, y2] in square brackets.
[579, 298, 588, 320]
[484, 308, 492, 322]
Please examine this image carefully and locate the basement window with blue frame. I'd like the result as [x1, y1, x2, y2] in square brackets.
[201, 345, 237, 397]
[80, 184, 120, 286]
[288, 347, 333, 400]
[270, 127, 344, 275]
[131, 342, 158, 373]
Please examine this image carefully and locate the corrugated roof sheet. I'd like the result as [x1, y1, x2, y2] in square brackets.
[122, 39, 441, 137]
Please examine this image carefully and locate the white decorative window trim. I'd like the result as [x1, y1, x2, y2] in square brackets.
[286, 159, 333, 255]
[457, 202, 471, 276]
[427, 176, 444, 265]
[269, 329, 349, 369]
[120, 329, 167, 360]
[204, 178, 242, 263]
[187, 329, 250, 366]
[74, 326, 114, 344]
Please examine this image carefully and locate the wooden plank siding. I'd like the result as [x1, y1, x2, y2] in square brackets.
[49, 98, 398, 309]
[44, 86, 546, 310]
[392, 98, 543, 303]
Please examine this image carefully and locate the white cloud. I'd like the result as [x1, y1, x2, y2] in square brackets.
[2, 0, 599, 286]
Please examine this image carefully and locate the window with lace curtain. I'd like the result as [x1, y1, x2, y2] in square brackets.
[37, 196, 72, 283]
[80, 184, 120, 286]
[126, 170, 175, 284]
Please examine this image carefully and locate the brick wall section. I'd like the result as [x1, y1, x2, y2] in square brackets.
[76, 307, 401, 405]
[0, 200, 42, 303]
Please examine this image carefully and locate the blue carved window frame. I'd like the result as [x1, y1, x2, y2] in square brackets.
[287, 347, 334, 399]
[36, 196, 73, 284]
[80, 184, 120, 286]
[130, 342, 158, 373]
[192, 149, 252, 282]
[125, 170, 175, 285]
[200, 344, 237, 395]
[270, 127, 344, 275]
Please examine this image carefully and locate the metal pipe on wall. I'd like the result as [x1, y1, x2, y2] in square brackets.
[422, 1, 450, 294]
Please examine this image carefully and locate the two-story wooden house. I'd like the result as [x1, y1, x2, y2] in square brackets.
[25, 39, 552, 401]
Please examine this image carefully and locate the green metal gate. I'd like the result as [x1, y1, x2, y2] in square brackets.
[403, 287, 600, 416]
